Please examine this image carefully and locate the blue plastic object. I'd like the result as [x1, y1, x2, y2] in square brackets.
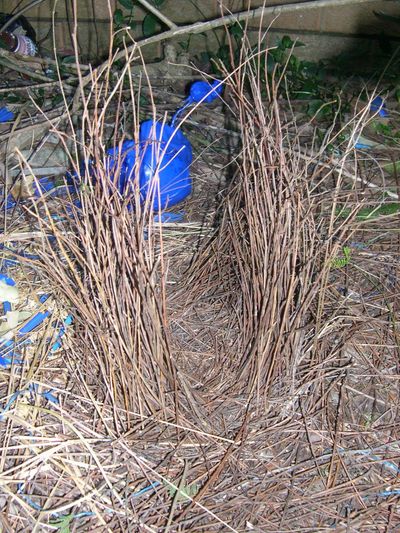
[0, 272, 16, 315]
[105, 80, 222, 211]
[370, 96, 388, 118]
[51, 314, 72, 352]
[106, 120, 193, 211]
[140, 120, 192, 210]
[170, 79, 223, 127]
[188, 79, 223, 104]
[0, 106, 14, 123]
[18, 294, 51, 335]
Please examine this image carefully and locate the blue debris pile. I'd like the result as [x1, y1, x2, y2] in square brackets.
[0, 271, 72, 370]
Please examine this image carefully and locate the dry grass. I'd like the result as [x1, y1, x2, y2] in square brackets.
[0, 24, 399, 533]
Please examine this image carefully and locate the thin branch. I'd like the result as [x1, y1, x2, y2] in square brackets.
[0, 54, 54, 83]
[136, 0, 177, 30]
[0, 0, 46, 34]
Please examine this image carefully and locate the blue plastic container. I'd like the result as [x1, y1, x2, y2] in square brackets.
[106, 120, 192, 211]
[139, 120, 192, 210]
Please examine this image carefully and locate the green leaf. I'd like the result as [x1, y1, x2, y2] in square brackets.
[266, 54, 276, 74]
[307, 99, 331, 118]
[178, 40, 189, 51]
[5, 93, 21, 104]
[151, 0, 165, 7]
[280, 35, 294, 49]
[113, 8, 124, 27]
[217, 44, 230, 63]
[62, 55, 76, 64]
[229, 22, 244, 40]
[331, 246, 351, 269]
[52, 93, 64, 106]
[164, 481, 199, 501]
[49, 513, 74, 533]
[336, 203, 400, 220]
[118, 0, 135, 8]
[142, 13, 158, 37]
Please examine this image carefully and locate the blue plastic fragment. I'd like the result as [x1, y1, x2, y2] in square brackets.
[370, 96, 388, 117]
[354, 142, 371, 150]
[0, 273, 16, 286]
[51, 314, 72, 352]
[0, 337, 24, 368]
[0, 390, 23, 420]
[0, 106, 14, 122]
[40, 390, 59, 404]
[3, 193, 16, 209]
[132, 481, 160, 497]
[0, 244, 41, 263]
[378, 488, 400, 498]
[105, 79, 219, 211]
[0, 272, 16, 316]
[170, 79, 223, 127]
[32, 175, 79, 199]
[105, 140, 137, 196]
[18, 295, 51, 336]
[0, 354, 24, 368]
[29, 383, 59, 404]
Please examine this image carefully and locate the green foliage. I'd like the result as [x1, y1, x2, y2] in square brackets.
[143, 13, 159, 37]
[49, 514, 74, 533]
[370, 121, 400, 145]
[163, 480, 199, 501]
[336, 203, 400, 220]
[383, 160, 400, 175]
[118, 0, 136, 8]
[209, 30, 349, 123]
[113, 8, 125, 27]
[113, 0, 166, 43]
[331, 246, 351, 269]
[113, 0, 136, 48]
